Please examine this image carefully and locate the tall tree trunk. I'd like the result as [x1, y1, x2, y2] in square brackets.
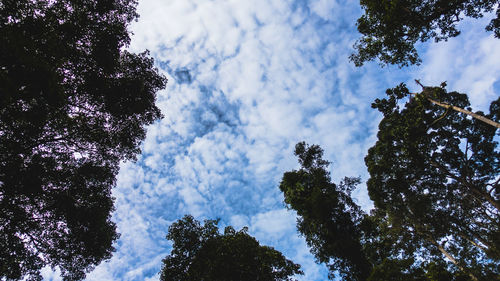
[457, 232, 489, 252]
[426, 97, 500, 129]
[427, 236, 479, 281]
[414, 79, 500, 129]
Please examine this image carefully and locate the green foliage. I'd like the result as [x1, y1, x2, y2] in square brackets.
[281, 125, 499, 280]
[160, 215, 303, 281]
[0, 0, 167, 279]
[367, 258, 426, 281]
[350, 0, 500, 67]
[280, 142, 371, 280]
[366, 84, 500, 279]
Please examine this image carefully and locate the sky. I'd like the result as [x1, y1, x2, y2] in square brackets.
[41, 1, 500, 280]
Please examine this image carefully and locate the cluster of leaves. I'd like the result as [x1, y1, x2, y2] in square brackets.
[366, 85, 500, 280]
[280, 142, 370, 281]
[351, 0, 500, 67]
[0, 0, 166, 280]
[280, 84, 499, 280]
[160, 215, 303, 281]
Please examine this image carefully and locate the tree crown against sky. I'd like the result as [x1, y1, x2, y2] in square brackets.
[0, 0, 166, 279]
[160, 215, 303, 281]
[280, 142, 371, 281]
[365, 84, 500, 280]
[350, 0, 500, 67]
[281, 127, 499, 280]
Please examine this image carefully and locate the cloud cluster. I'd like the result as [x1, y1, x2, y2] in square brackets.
[38, 1, 499, 281]
[416, 15, 500, 110]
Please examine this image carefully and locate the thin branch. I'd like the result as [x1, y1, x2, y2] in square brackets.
[414, 79, 500, 129]
[429, 160, 500, 211]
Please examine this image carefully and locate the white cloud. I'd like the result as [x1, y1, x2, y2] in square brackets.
[250, 209, 297, 240]
[309, 0, 338, 21]
[417, 14, 500, 111]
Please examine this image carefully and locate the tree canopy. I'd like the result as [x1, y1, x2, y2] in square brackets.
[280, 126, 499, 280]
[160, 215, 303, 281]
[0, 0, 166, 279]
[366, 84, 500, 280]
[350, 0, 500, 67]
[280, 142, 371, 280]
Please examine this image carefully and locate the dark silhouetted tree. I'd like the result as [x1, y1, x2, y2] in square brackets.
[0, 0, 167, 280]
[159, 215, 303, 281]
[350, 0, 500, 67]
[279, 142, 371, 280]
[280, 141, 499, 280]
[366, 84, 500, 280]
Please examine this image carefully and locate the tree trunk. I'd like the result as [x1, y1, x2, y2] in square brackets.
[427, 236, 479, 281]
[458, 232, 489, 252]
[414, 79, 500, 129]
[426, 97, 500, 129]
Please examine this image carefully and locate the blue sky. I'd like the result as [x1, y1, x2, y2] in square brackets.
[41, 1, 500, 280]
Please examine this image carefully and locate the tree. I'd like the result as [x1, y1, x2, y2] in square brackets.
[279, 142, 371, 280]
[159, 215, 303, 281]
[280, 141, 499, 280]
[365, 84, 500, 280]
[279, 143, 430, 281]
[0, 0, 167, 280]
[350, 0, 500, 67]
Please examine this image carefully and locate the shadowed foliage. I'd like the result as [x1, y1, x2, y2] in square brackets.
[366, 84, 500, 280]
[0, 0, 167, 279]
[160, 215, 303, 281]
[279, 142, 371, 281]
[351, 0, 500, 67]
[281, 136, 499, 280]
